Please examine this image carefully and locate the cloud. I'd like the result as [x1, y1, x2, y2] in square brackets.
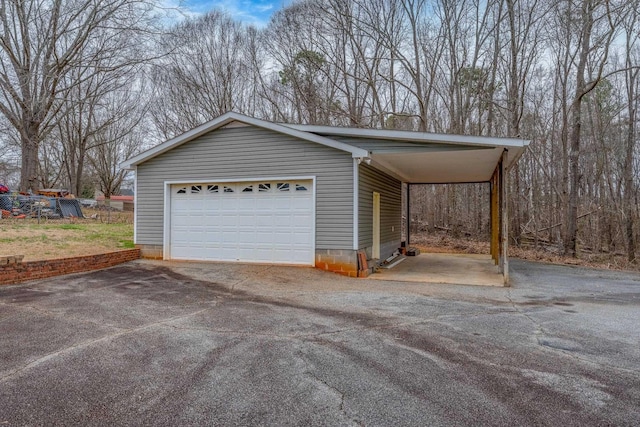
[255, 4, 274, 13]
[177, 0, 286, 27]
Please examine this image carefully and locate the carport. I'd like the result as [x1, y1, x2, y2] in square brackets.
[304, 126, 530, 286]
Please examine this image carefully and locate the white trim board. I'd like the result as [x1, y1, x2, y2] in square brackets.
[353, 159, 359, 250]
[162, 176, 316, 185]
[133, 166, 138, 244]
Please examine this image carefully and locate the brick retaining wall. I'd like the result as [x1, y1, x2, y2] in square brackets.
[0, 249, 141, 286]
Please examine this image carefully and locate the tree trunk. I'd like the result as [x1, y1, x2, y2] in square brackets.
[623, 83, 637, 262]
[565, 101, 582, 257]
[20, 119, 41, 193]
[565, 0, 595, 257]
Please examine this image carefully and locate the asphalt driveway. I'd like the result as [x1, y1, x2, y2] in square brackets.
[0, 259, 639, 426]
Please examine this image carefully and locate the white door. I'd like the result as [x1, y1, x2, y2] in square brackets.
[373, 192, 380, 259]
[169, 180, 314, 265]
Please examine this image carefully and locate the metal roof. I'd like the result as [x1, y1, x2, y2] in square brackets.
[282, 124, 530, 183]
[121, 112, 530, 183]
[283, 123, 527, 149]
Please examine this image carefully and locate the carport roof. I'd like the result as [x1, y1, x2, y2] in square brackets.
[283, 124, 530, 184]
[121, 112, 530, 183]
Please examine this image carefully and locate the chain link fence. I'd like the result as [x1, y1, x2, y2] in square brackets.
[0, 194, 84, 219]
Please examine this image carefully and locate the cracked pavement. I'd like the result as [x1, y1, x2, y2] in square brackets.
[0, 259, 639, 426]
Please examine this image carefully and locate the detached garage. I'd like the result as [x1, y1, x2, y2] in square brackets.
[122, 112, 529, 282]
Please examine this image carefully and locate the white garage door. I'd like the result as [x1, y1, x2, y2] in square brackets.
[169, 180, 314, 265]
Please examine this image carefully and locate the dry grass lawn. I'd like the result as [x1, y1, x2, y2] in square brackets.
[3, 208, 636, 271]
[0, 210, 134, 261]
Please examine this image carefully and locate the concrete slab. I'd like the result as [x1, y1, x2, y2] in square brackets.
[369, 253, 504, 286]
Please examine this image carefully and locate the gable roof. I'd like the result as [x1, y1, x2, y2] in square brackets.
[121, 111, 530, 183]
[120, 112, 369, 170]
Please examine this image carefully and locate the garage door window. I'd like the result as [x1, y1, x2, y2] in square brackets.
[258, 183, 271, 192]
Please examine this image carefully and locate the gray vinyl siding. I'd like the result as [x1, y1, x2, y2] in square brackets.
[358, 163, 402, 253]
[136, 125, 354, 250]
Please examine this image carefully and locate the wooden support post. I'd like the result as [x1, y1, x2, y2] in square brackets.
[501, 150, 510, 286]
[490, 167, 499, 265]
[406, 183, 411, 246]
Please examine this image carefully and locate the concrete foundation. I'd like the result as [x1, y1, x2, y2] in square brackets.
[315, 249, 359, 277]
[136, 244, 163, 260]
[137, 245, 362, 277]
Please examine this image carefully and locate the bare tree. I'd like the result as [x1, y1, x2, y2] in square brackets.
[263, 1, 342, 124]
[54, 57, 141, 195]
[621, 3, 640, 262]
[150, 11, 258, 138]
[563, 0, 623, 256]
[502, 0, 549, 242]
[88, 89, 149, 198]
[0, 0, 158, 192]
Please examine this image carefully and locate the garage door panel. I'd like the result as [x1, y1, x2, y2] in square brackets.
[237, 231, 258, 244]
[291, 233, 311, 245]
[255, 216, 274, 227]
[201, 217, 220, 227]
[290, 197, 311, 209]
[221, 231, 239, 244]
[202, 249, 235, 261]
[183, 234, 205, 245]
[177, 200, 204, 211]
[238, 248, 258, 260]
[237, 198, 256, 209]
[252, 232, 273, 244]
[237, 213, 257, 223]
[291, 214, 312, 227]
[202, 232, 222, 243]
[170, 180, 314, 264]
[221, 215, 238, 227]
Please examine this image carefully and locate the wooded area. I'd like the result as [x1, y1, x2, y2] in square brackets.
[1, 0, 639, 262]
